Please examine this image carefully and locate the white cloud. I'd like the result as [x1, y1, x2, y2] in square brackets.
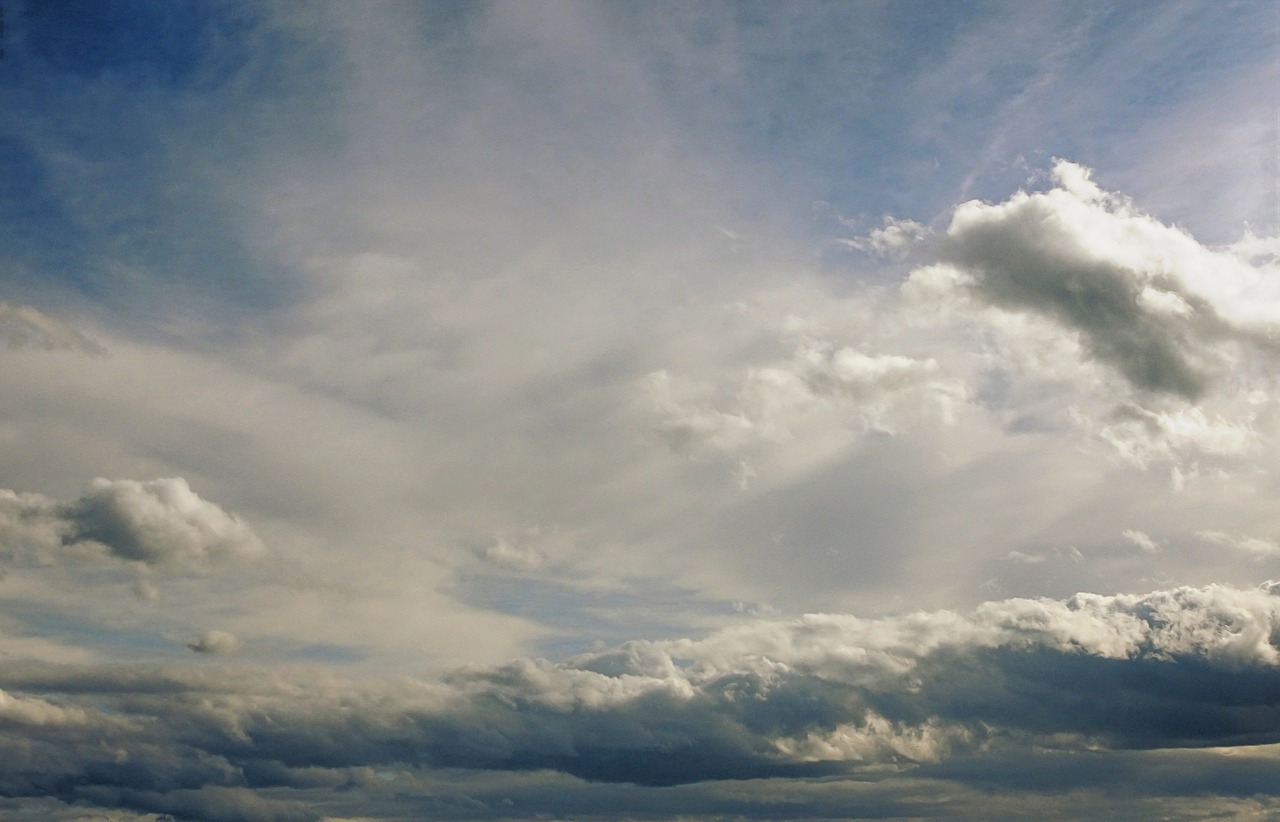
[651, 336, 966, 460]
[0, 581, 1276, 818]
[1198, 531, 1280, 559]
[482, 539, 546, 573]
[4, 5, 1279, 815]
[929, 159, 1279, 399]
[840, 217, 930, 257]
[0, 688, 91, 728]
[1122, 529, 1161, 554]
[1082, 403, 1257, 471]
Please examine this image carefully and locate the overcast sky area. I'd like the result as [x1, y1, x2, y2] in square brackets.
[0, 1, 1279, 819]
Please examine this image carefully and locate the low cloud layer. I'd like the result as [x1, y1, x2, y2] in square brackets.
[0, 583, 1276, 818]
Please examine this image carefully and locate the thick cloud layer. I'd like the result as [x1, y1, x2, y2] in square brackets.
[0, 583, 1276, 818]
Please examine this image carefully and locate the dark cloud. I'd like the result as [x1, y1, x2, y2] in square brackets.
[0, 584, 1275, 818]
[186, 631, 242, 656]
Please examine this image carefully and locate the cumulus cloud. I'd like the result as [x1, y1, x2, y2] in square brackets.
[915, 160, 1279, 400]
[64, 478, 265, 569]
[651, 336, 965, 458]
[840, 217, 930, 257]
[186, 630, 243, 656]
[1078, 402, 1258, 471]
[0, 477, 264, 574]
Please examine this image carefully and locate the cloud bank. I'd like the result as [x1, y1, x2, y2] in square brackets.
[0, 582, 1276, 819]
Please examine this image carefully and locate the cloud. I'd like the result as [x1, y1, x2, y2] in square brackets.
[0, 301, 103, 354]
[650, 335, 965, 459]
[1079, 402, 1257, 471]
[921, 160, 1279, 399]
[1198, 531, 1280, 559]
[481, 539, 546, 573]
[63, 478, 265, 569]
[1121, 529, 1160, 554]
[187, 630, 243, 656]
[0, 688, 91, 728]
[0, 477, 264, 573]
[0, 581, 1275, 819]
[840, 217, 929, 257]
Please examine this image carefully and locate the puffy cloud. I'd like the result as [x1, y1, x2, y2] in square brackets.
[840, 217, 929, 257]
[64, 478, 265, 569]
[187, 630, 243, 656]
[0, 688, 91, 728]
[1078, 402, 1258, 471]
[0, 477, 264, 573]
[650, 336, 965, 459]
[919, 160, 1279, 400]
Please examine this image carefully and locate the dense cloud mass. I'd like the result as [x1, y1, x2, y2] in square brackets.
[0, 583, 1276, 818]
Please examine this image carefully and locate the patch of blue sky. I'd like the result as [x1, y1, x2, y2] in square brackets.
[0, 135, 96, 306]
[0, 1, 337, 336]
[617, 2, 982, 229]
[7, 0, 309, 93]
[617, 1, 1277, 250]
[1, 595, 180, 659]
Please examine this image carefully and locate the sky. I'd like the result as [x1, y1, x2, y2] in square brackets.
[0, 1, 1278, 819]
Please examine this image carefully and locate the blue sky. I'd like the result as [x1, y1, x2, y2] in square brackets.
[0, 1, 1278, 819]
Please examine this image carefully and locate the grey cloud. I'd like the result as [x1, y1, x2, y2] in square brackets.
[932, 161, 1276, 399]
[186, 630, 243, 656]
[64, 478, 265, 569]
[0, 583, 1276, 818]
[0, 478, 265, 602]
